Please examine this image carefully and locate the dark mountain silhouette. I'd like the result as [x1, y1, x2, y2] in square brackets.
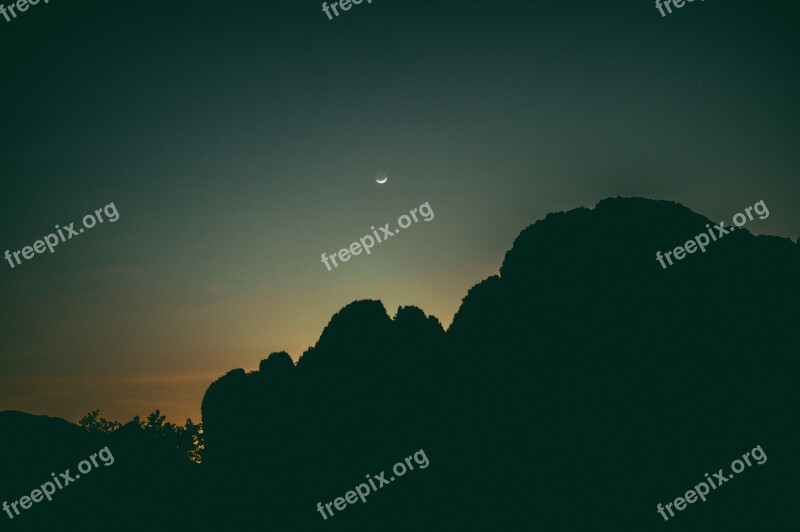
[2, 197, 798, 531]
[0, 410, 203, 530]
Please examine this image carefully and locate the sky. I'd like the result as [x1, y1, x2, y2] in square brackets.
[1, 0, 798, 424]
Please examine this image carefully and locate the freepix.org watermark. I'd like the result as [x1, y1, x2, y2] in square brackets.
[4, 202, 119, 269]
[321, 0, 374, 21]
[2, 446, 115, 522]
[320, 201, 434, 271]
[655, 200, 769, 270]
[1, 0, 52, 24]
[656, 444, 766, 522]
[316, 448, 430, 520]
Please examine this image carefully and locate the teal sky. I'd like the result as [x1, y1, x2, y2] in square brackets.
[1, 0, 798, 423]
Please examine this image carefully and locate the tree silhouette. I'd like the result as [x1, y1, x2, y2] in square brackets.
[3, 198, 798, 531]
[78, 409, 122, 434]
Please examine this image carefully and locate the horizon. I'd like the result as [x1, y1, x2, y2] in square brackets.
[3, 195, 795, 426]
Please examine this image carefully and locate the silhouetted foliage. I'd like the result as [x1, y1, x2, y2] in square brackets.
[78, 409, 122, 435]
[77, 409, 204, 464]
[3, 198, 798, 531]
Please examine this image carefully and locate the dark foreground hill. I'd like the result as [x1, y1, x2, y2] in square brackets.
[2, 197, 798, 531]
[0, 410, 201, 530]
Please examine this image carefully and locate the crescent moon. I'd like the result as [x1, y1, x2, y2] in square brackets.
[376, 176, 388, 184]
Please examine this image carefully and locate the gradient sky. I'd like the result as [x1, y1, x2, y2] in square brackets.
[1, 0, 798, 424]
